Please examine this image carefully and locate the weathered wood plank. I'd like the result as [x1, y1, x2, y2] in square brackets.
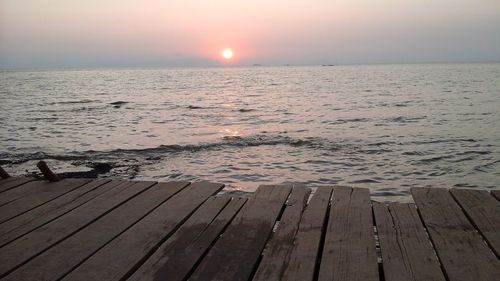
[253, 186, 311, 281]
[0, 178, 87, 207]
[281, 187, 332, 281]
[2, 181, 189, 281]
[412, 187, 500, 281]
[129, 196, 246, 281]
[0, 180, 158, 278]
[0, 177, 35, 194]
[373, 202, 445, 281]
[61, 182, 224, 281]
[492, 190, 500, 201]
[0, 178, 91, 223]
[318, 187, 379, 281]
[0, 179, 111, 247]
[450, 188, 500, 257]
[189, 185, 292, 281]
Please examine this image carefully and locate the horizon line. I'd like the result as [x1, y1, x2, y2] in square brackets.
[1, 60, 500, 71]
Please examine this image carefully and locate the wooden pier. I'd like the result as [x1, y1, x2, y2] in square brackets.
[0, 177, 499, 281]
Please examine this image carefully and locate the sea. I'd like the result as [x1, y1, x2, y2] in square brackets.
[1, 63, 499, 201]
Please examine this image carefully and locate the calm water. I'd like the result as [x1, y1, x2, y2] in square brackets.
[1, 64, 499, 201]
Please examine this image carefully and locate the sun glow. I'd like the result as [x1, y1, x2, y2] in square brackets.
[222, 48, 234, 60]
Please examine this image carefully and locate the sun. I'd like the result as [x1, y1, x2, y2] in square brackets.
[222, 48, 234, 60]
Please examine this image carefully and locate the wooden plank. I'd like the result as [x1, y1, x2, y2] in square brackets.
[61, 182, 224, 281]
[126, 196, 246, 281]
[492, 190, 500, 201]
[281, 187, 332, 281]
[450, 189, 500, 257]
[0, 177, 35, 194]
[0, 178, 88, 207]
[0, 179, 111, 247]
[373, 202, 446, 281]
[189, 185, 292, 281]
[2, 181, 189, 281]
[318, 187, 379, 281]
[0, 180, 158, 278]
[0, 178, 91, 223]
[412, 187, 500, 281]
[253, 187, 311, 281]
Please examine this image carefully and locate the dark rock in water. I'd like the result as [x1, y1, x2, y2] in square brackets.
[58, 170, 99, 179]
[56, 162, 114, 179]
[187, 105, 203, 109]
[0, 159, 12, 165]
[91, 162, 113, 173]
[238, 108, 253, 112]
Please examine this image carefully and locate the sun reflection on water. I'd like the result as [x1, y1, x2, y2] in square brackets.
[220, 128, 242, 140]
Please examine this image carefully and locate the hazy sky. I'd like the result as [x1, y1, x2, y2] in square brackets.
[1, 0, 500, 68]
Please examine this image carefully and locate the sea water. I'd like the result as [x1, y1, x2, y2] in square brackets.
[1, 63, 499, 200]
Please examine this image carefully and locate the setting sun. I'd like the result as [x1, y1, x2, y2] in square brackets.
[222, 49, 234, 60]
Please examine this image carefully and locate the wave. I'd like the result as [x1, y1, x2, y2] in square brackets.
[0, 134, 487, 167]
[410, 138, 476, 145]
[335, 118, 372, 124]
[49, 99, 100, 105]
[0, 134, 337, 163]
[385, 116, 426, 123]
[236, 108, 254, 112]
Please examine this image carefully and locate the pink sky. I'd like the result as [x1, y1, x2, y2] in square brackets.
[1, 0, 499, 67]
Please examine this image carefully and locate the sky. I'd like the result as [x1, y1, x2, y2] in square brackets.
[1, 0, 500, 68]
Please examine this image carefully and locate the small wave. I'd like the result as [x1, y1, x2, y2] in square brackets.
[418, 155, 454, 163]
[367, 141, 397, 146]
[187, 105, 203, 109]
[453, 183, 478, 188]
[50, 99, 100, 105]
[402, 151, 427, 156]
[455, 150, 490, 156]
[237, 108, 254, 113]
[109, 101, 128, 105]
[386, 116, 426, 123]
[26, 117, 59, 121]
[358, 149, 392, 154]
[71, 106, 100, 112]
[410, 138, 476, 145]
[110, 101, 129, 108]
[0, 134, 345, 164]
[473, 160, 500, 172]
[350, 179, 380, 184]
[335, 118, 371, 124]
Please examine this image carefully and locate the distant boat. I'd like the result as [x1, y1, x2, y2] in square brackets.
[322, 64, 335, 66]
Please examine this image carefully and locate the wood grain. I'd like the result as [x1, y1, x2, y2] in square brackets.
[373, 202, 445, 281]
[129, 196, 246, 281]
[0, 179, 111, 247]
[0, 177, 34, 194]
[450, 188, 500, 257]
[281, 187, 332, 281]
[0, 178, 91, 223]
[318, 187, 379, 281]
[61, 182, 223, 281]
[3, 181, 188, 281]
[188, 185, 292, 281]
[253, 186, 311, 281]
[0, 180, 156, 278]
[412, 187, 500, 281]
